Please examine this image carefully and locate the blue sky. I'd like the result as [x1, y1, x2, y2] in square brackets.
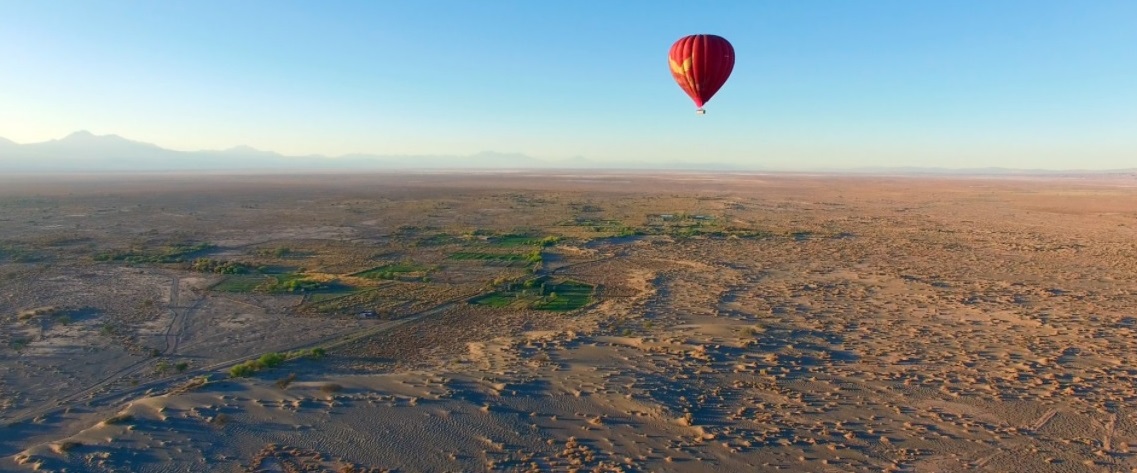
[2, 1, 1135, 169]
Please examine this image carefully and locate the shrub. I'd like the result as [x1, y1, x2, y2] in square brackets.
[258, 352, 286, 368]
[211, 413, 230, 426]
[55, 440, 82, 452]
[9, 338, 30, 350]
[229, 362, 258, 378]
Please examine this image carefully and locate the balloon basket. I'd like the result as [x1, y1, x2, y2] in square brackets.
[695, 108, 706, 115]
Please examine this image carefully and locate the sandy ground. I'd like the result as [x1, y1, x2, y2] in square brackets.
[2, 172, 1137, 472]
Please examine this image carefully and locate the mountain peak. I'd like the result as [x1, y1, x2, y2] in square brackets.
[60, 130, 130, 143]
[53, 130, 163, 150]
[226, 144, 275, 154]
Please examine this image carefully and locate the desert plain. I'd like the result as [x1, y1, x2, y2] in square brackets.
[1, 171, 1137, 472]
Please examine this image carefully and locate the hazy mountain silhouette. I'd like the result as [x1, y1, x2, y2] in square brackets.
[0, 131, 748, 173]
[1, 131, 1133, 175]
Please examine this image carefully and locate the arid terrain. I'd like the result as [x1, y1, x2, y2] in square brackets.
[2, 171, 1137, 472]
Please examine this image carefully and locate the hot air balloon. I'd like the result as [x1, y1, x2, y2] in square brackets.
[668, 34, 735, 114]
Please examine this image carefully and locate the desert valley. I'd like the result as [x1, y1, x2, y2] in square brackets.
[1, 171, 1136, 472]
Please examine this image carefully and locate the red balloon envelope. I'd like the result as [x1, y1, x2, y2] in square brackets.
[668, 34, 735, 113]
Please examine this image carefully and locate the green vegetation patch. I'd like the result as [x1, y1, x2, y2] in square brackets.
[473, 277, 594, 311]
[449, 252, 526, 261]
[488, 234, 561, 247]
[254, 247, 302, 258]
[257, 274, 348, 294]
[353, 262, 431, 280]
[229, 348, 326, 378]
[449, 250, 542, 266]
[470, 292, 517, 308]
[254, 265, 295, 275]
[211, 267, 353, 295]
[306, 289, 367, 304]
[532, 280, 594, 311]
[94, 242, 215, 264]
[0, 244, 42, 263]
[189, 258, 251, 274]
[212, 274, 269, 293]
[304, 288, 389, 314]
[9, 337, 31, 351]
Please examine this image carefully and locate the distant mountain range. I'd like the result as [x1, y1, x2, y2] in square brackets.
[1, 131, 1134, 175]
[0, 131, 747, 173]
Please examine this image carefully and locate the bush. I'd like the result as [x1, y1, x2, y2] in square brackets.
[229, 349, 324, 379]
[229, 362, 258, 378]
[9, 338, 30, 351]
[211, 413, 230, 426]
[258, 352, 286, 368]
[55, 441, 82, 452]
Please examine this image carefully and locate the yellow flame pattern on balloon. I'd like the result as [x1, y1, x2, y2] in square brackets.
[669, 57, 692, 76]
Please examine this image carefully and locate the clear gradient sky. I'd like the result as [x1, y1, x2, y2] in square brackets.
[2, 1, 1135, 169]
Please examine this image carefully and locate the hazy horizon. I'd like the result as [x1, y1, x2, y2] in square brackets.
[3, 1, 1136, 170]
[4, 129, 1136, 175]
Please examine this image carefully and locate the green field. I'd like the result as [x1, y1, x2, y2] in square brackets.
[212, 274, 268, 292]
[210, 265, 299, 292]
[353, 263, 431, 280]
[254, 265, 295, 274]
[469, 292, 516, 307]
[472, 278, 594, 311]
[306, 289, 367, 303]
[258, 273, 351, 294]
[212, 268, 353, 295]
[532, 280, 594, 311]
[487, 233, 560, 247]
[449, 252, 529, 262]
